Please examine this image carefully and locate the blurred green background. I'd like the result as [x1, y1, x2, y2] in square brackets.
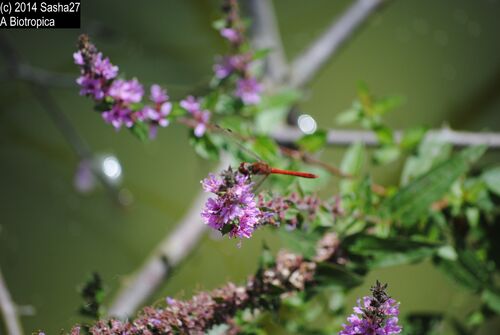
[1, 0, 500, 333]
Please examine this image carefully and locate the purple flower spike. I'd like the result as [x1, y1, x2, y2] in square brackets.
[76, 76, 105, 100]
[201, 168, 264, 239]
[150, 84, 168, 104]
[109, 78, 144, 104]
[102, 105, 134, 130]
[93, 52, 119, 80]
[340, 281, 402, 335]
[73, 51, 84, 65]
[213, 54, 251, 79]
[74, 160, 96, 193]
[135, 84, 173, 139]
[74, 36, 119, 103]
[180, 96, 211, 138]
[213, 57, 234, 79]
[220, 28, 242, 44]
[180, 95, 200, 113]
[236, 77, 262, 105]
[202, 173, 222, 193]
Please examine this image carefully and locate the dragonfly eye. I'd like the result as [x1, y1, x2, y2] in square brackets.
[238, 162, 251, 175]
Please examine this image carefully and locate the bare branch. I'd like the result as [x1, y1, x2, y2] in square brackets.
[0, 34, 74, 88]
[108, 155, 232, 319]
[247, 0, 288, 84]
[0, 34, 122, 204]
[289, 0, 386, 88]
[29, 85, 123, 203]
[0, 268, 23, 335]
[16, 63, 75, 88]
[273, 125, 500, 149]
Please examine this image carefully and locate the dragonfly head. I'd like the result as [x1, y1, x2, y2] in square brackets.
[238, 162, 253, 175]
[239, 161, 271, 176]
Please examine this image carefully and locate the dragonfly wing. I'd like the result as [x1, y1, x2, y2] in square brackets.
[214, 124, 264, 162]
[251, 173, 269, 193]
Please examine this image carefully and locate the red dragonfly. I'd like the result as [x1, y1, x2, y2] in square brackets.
[238, 161, 317, 179]
[216, 125, 318, 180]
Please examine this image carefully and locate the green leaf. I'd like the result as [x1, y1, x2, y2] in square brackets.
[253, 48, 271, 60]
[340, 142, 365, 201]
[251, 136, 279, 163]
[207, 324, 231, 335]
[372, 95, 404, 116]
[400, 136, 452, 185]
[93, 101, 113, 112]
[482, 289, 500, 313]
[437, 245, 458, 261]
[130, 121, 149, 142]
[435, 250, 491, 292]
[212, 19, 225, 30]
[313, 262, 363, 289]
[373, 145, 400, 165]
[79, 272, 106, 319]
[460, 144, 487, 164]
[278, 229, 319, 259]
[403, 313, 443, 335]
[400, 127, 427, 150]
[297, 130, 327, 153]
[298, 165, 330, 193]
[261, 89, 302, 110]
[482, 166, 500, 196]
[255, 89, 302, 133]
[373, 125, 394, 145]
[336, 105, 361, 125]
[170, 102, 187, 118]
[340, 142, 365, 176]
[384, 147, 484, 226]
[311, 207, 334, 228]
[345, 234, 439, 268]
[259, 243, 275, 269]
[190, 133, 219, 160]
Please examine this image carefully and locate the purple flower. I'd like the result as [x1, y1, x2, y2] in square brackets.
[192, 110, 210, 137]
[180, 95, 200, 113]
[137, 84, 172, 138]
[102, 105, 135, 129]
[202, 173, 223, 193]
[235, 77, 262, 105]
[140, 104, 171, 127]
[74, 160, 96, 193]
[213, 57, 234, 79]
[74, 46, 118, 100]
[220, 28, 242, 44]
[73, 51, 84, 65]
[150, 84, 168, 104]
[108, 78, 144, 104]
[213, 54, 251, 79]
[76, 75, 105, 100]
[340, 281, 402, 335]
[201, 169, 263, 239]
[93, 52, 119, 80]
[180, 96, 211, 137]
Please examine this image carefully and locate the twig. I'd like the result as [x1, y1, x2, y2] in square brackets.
[16, 63, 75, 88]
[29, 85, 122, 203]
[289, 0, 386, 88]
[0, 34, 122, 204]
[0, 34, 74, 88]
[247, 0, 288, 84]
[272, 126, 500, 149]
[107, 155, 232, 318]
[0, 268, 23, 335]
